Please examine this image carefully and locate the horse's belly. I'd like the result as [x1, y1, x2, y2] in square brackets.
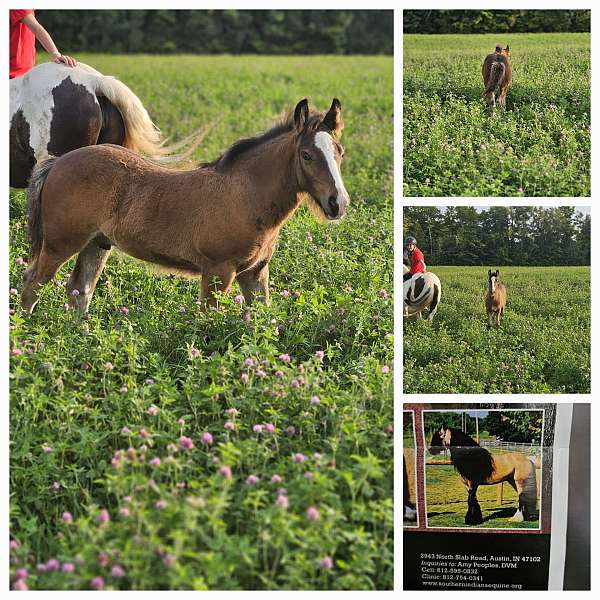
[109, 236, 204, 276]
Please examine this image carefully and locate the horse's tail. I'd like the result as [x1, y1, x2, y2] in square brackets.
[27, 157, 57, 260]
[484, 61, 506, 95]
[91, 74, 213, 165]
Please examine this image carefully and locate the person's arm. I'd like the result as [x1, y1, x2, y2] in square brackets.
[21, 14, 77, 67]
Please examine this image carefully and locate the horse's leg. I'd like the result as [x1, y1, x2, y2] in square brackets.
[21, 244, 71, 313]
[512, 461, 537, 521]
[486, 90, 496, 114]
[499, 85, 508, 110]
[200, 263, 236, 307]
[487, 311, 493, 327]
[66, 237, 112, 313]
[236, 261, 270, 306]
[465, 484, 483, 525]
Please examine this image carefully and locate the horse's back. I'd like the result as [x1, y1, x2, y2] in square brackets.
[48, 144, 161, 185]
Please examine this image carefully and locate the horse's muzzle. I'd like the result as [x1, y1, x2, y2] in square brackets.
[323, 193, 349, 220]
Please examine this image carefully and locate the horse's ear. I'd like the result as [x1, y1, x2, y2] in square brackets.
[323, 98, 343, 137]
[495, 45, 502, 53]
[488, 269, 491, 277]
[496, 270, 500, 277]
[294, 99, 309, 133]
[505, 45, 510, 53]
[441, 423, 448, 431]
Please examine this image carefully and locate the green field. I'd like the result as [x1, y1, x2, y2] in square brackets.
[403, 266, 590, 393]
[425, 464, 539, 529]
[10, 55, 393, 590]
[404, 33, 590, 196]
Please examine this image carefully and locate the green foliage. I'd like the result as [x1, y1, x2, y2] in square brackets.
[404, 33, 590, 197]
[403, 206, 590, 266]
[36, 10, 393, 55]
[422, 412, 467, 438]
[9, 54, 392, 590]
[404, 266, 590, 393]
[484, 411, 543, 443]
[403, 10, 590, 34]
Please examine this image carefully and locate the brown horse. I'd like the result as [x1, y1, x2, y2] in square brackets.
[484, 269, 507, 326]
[430, 425, 538, 525]
[482, 45, 512, 112]
[21, 98, 349, 314]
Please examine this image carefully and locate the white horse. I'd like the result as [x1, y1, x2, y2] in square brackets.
[403, 265, 441, 321]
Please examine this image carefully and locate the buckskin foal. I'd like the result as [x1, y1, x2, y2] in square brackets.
[22, 98, 350, 314]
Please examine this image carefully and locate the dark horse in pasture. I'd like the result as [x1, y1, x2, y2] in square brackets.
[482, 45, 512, 113]
[21, 98, 350, 314]
[10, 62, 192, 188]
[429, 425, 538, 525]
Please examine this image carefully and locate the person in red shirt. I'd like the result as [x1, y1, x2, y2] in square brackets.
[10, 10, 77, 79]
[403, 236, 426, 281]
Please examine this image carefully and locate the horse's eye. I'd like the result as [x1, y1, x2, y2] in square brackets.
[301, 151, 312, 162]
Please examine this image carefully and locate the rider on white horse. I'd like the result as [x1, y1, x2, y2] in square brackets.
[403, 236, 426, 281]
[403, 235, 441, 321]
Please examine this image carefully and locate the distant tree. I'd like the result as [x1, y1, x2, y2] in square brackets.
[404, 10, 590, 34]
[483, 411, 543, 443]
[423, 411, 475, 440]
[403, 206, 590, 266]
[37, 9, 393, 54]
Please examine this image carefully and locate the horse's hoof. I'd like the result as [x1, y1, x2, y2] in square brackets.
[404, 506, 417, 521]
[509, 510, 524, 522]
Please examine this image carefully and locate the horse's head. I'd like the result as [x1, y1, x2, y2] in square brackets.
[293, 98, 350, 221]
[429, 424, 451, 455]
[488, 269, 500, 294]
[495, 45, 510, 57]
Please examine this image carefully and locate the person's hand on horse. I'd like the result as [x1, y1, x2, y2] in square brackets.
[52, 52, 77, 68]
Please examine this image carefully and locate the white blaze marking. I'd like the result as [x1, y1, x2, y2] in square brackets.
[10, 62, 101, 161]
[314, 131, 349, 202]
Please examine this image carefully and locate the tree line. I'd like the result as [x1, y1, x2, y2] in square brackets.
[423, 411, 543, 444]
[37, 10, 393, 55]
[403, 206, 590, 266]
[403, 10, 590, 34]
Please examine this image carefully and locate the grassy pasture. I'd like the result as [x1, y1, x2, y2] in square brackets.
[403, 266, 590, 394]
[9, 54, 392, 590]
[425, 463, 539, 530]
[403, 33, 590, 196]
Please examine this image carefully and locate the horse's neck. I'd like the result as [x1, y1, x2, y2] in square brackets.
[238, 137, 301, 226]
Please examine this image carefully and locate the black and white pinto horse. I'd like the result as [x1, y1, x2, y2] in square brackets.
[10, 62, 184, 188]
[403, 265, 441, 321]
